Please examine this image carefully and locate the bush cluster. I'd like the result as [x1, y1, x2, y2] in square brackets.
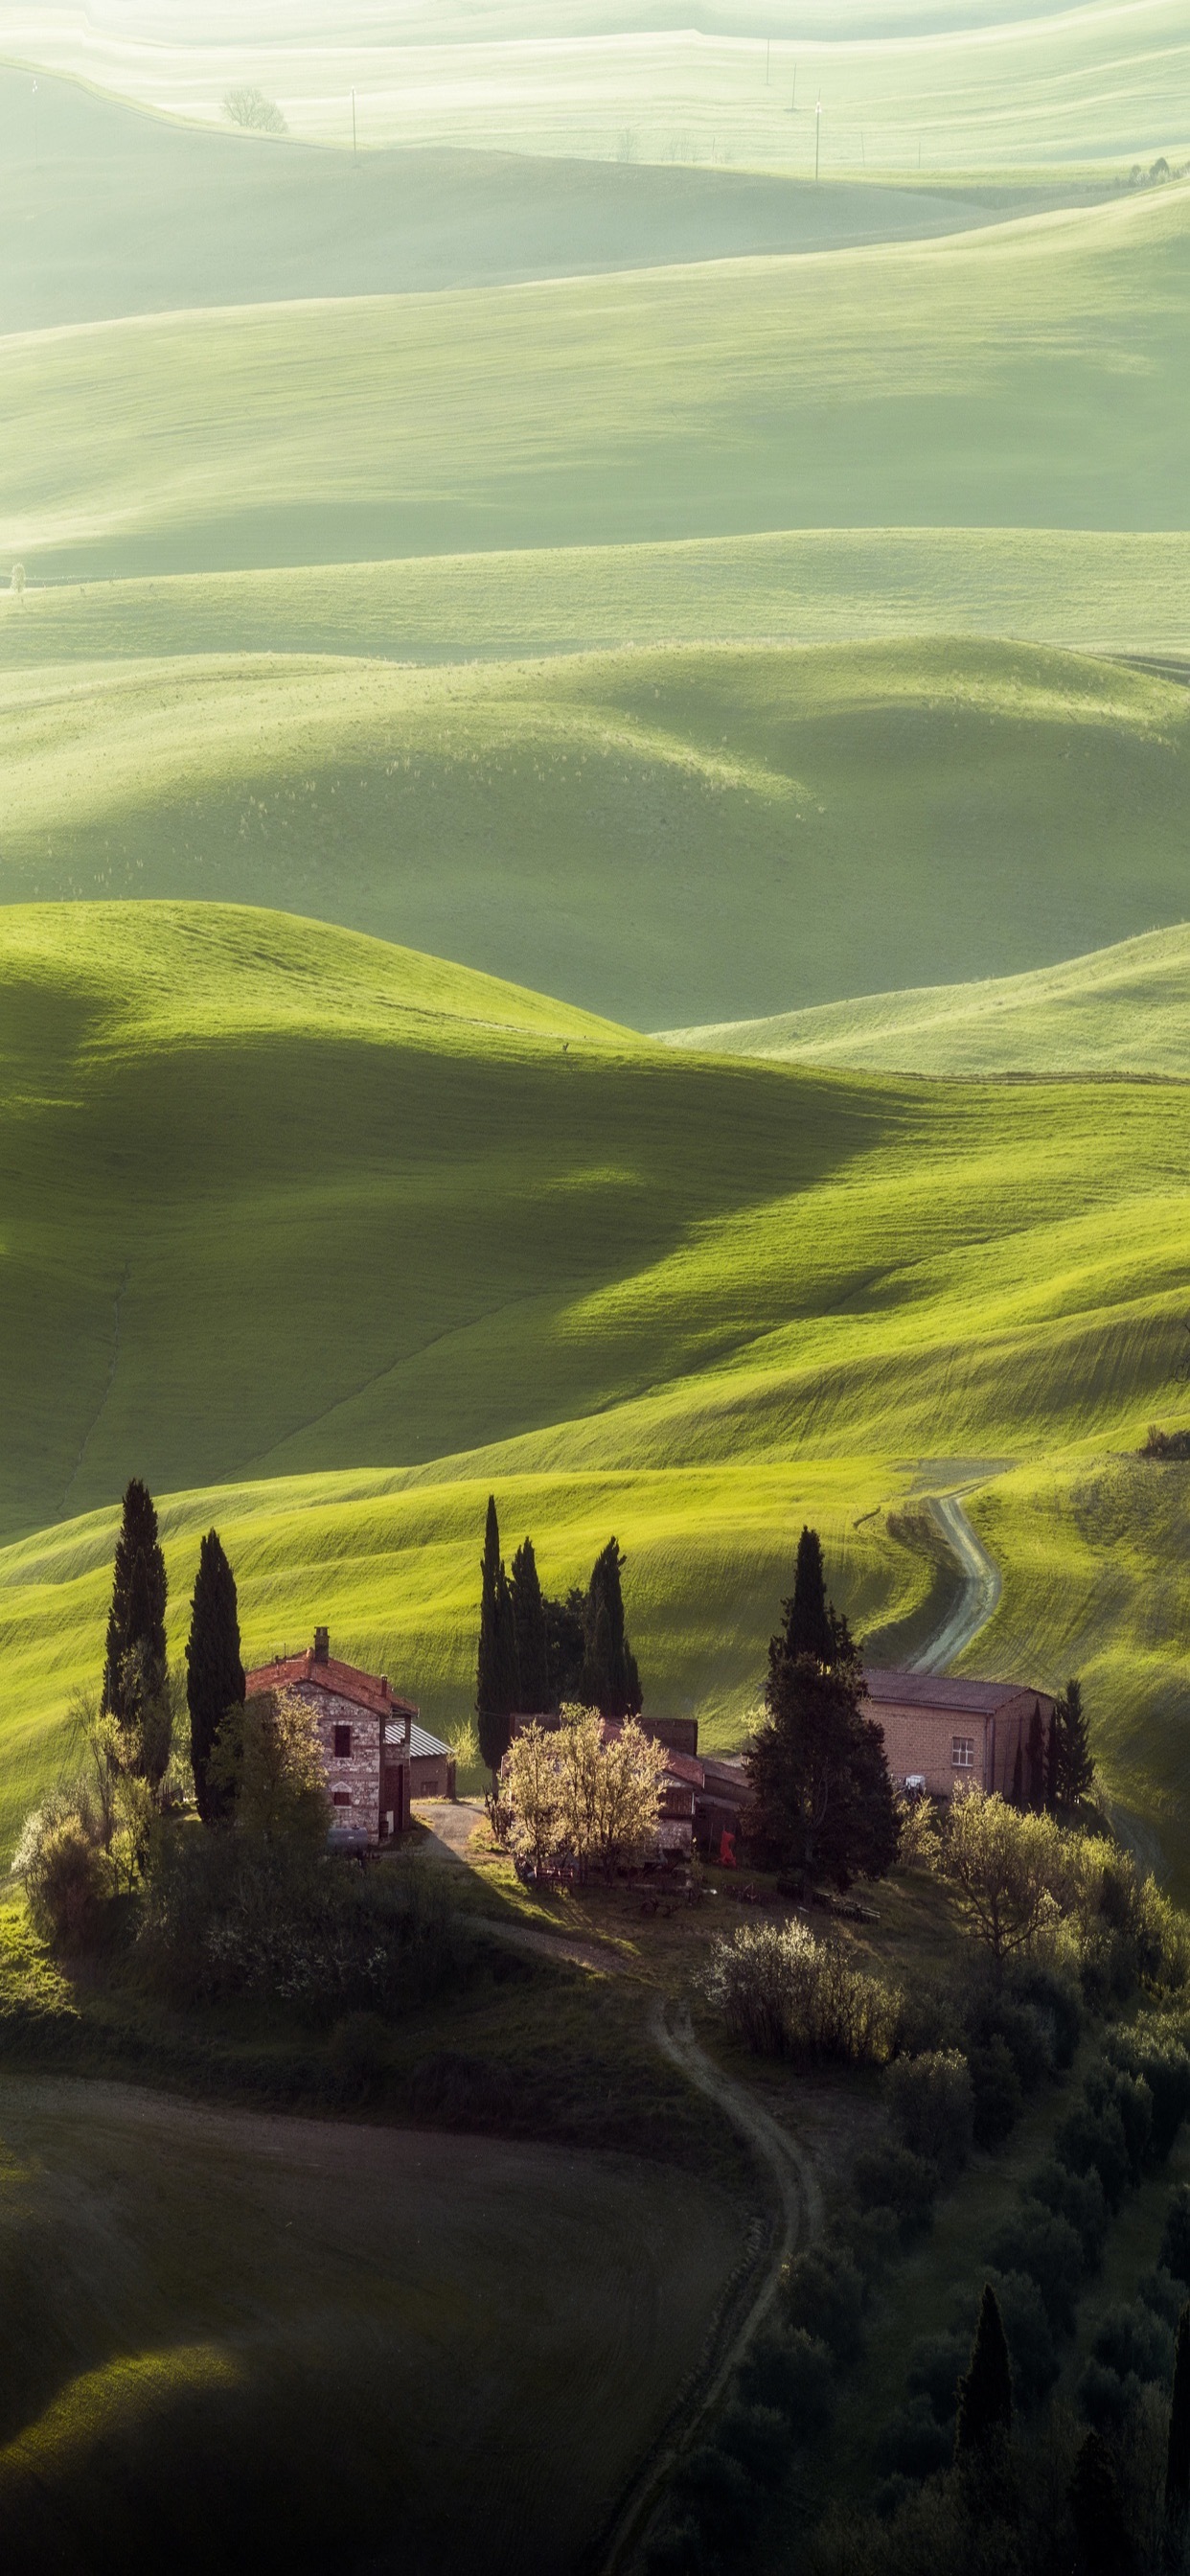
[701, 1920, 901, 2068]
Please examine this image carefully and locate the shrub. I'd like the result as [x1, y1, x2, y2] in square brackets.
[986, 2203, 1083, 2333]
[1007, 1958, 1083, 2070]
[1160, 2184, 1190, 2288]
[738, 2327, 834, 2430]
[852, 2146, 940, 2242]
[1056, 2098, 1132, 2211]
[976, 2268, 1059, 2414]
[1136, 2266, 1185, 2328]
[782, 2246, 864, 2365]
[1029, 2160, 1110, 2269]
[15, 1799, 111, 1951]
[1105, 2021, 1190, 2160]
[875, 2395, 951, 2480]
[905, 2332, 968, 2425]
[887, 2050, 973, 2180]
[702, 1921, 900, 2067]
[941, 1792, 1067, 1966]
[841, 2205, 902, 2282]
[1077, 2355, 1144, 2434]
[717, 2401, 790, 2489]
[327, 2010, 390, 2101]
[1085, 2066, 1153, 2183]
[1090, 2301, 1174, 2388]
[969, 2036, 1024, 2147]
[222, 84, 287, 135]
[971, 1992, 1054, 2093]
[671, 2442, 760, 2549]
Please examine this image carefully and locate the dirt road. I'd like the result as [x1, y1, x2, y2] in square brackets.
[910, 1490, 1002, 1672]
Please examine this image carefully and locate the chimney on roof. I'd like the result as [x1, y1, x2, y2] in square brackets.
[312, 1625, 330, 1665]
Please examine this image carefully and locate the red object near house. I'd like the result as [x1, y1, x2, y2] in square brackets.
[244, 1625, 416, 1845]
[719, 1828, 737, 1868]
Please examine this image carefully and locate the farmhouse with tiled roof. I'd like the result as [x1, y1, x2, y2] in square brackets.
[245, 1625, 417, 1843]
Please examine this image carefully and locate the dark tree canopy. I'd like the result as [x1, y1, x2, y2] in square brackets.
[1070, 2428, 1132, 2576]
[1026, 1700, 1046, 1810]
[103, 1477, 168, 1720]
[476, 1496, 519, 1780]
[1011, 1740, 1024, 1809]
[1057, 1676, 1095, 1806]
[579, 1537, 641, 1719]
[186, 1529, 245, 1826]
[544, 1588, 586, 1710]
[510, 1538, 550, 1716]
[749, 1605, 897, 1893]
[954, 2285, 1013, 2457]
[1167, 2302, 1190, 2520]
[774, 1525, 835, 1670]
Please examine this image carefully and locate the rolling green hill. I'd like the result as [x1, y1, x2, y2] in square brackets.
[659, 926, 1190, 1077]
[9, 0, 1190, 172]
[0, 641, 1185, 1027]
[3, 901, 1190, 1862]
[6, 183, 1190, 576]
[0, 67, 1015, 334]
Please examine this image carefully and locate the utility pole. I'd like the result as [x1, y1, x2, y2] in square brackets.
[815, 92, 821, 181]
[352, 86, 357, 161]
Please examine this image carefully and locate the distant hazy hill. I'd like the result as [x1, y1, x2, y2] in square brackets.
[658, 928, 1190, 1076]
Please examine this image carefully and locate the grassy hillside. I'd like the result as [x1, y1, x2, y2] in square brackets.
[6, 532, 1190, 666]
[9, 0, 1190, 171]
[0, 642, 1185, 1027]
[0, 2070, 741, 2573]
[3, 903, 1190, 1852]
[6, 185, 1190, 575]
[659, 927, 1190, 1077]
[0, 69, 1012, 335]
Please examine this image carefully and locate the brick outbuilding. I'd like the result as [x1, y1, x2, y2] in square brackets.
[862, 1668, 1058, 1801]
[244, 1626, 416, 1843]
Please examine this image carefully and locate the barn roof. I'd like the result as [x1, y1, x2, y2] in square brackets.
[408, 1721, 452, 1761]
[863, 1668, 1047, 1717]
[245, 1648, 419, 1722]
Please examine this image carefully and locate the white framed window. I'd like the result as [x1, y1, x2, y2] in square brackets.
[951, 1736, 975, 1770]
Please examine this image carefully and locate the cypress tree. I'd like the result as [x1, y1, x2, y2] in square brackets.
[1026, 1700, 1046, 1809]
[510, 1538, 550, 1716]
[775, 1525, 835, 1669]
[186, 1530, 245, 1826]
[476, 1496, 519, 1781]
[1011, 1739, 1024, 1808]
[544, 1587, 586, 1709]
[1059, 1676, 1094, 1805]
[579, 1537, 641, 1718]
[954, 2285, 1013, 2459]
[1044, 1709, 1061, 1812]
[1166, 2301, 1190, 2522]
[103, 1477, 168, 1719]
[1070, 2428, 1132, 2576]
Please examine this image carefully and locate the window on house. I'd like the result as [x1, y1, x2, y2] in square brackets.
[333, 1724, 352, 1759]
[332, 1790, 351, 1807]
[951, 1736, 975, 1770]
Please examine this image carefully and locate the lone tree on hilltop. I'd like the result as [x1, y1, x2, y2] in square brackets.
[510, 1538, 550, 1716]
[103, 1478, 168, 1725]
[580, 1538, 641, 1719]
[954, 2284, 1013, 2459]
[1057, 1676, 1094, 1807]
[186, 1530, 245, 1826]
[775, 1525, 835, 1668]
[1166, 2301, 1190, 2524]
[476, 1496, 518, 1784]
[749, 1581, 898, 1893]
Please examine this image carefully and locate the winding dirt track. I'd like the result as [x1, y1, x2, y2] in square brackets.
[910, 1490, 1002, 1673]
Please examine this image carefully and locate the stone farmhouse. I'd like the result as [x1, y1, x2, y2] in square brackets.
[862, 1668, 1059, 1802]
[245, 1627, 422, 1844]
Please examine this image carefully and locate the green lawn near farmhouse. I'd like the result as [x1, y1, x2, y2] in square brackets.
[1, 640, 1185, 1028]
[7, 183, 1190, 575]
[1, 903, 1190, 1865]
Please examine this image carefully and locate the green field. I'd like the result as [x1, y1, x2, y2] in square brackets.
[7, 0, 1190, 172]
[0, 2068, 741, 2572]
[6, 182, 1190, 576]
[2, 901, 1190, 1862]
[0, 642, 1184, 1027]
[660, 926, 1190, 1077]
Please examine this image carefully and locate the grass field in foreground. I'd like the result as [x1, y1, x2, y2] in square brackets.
[7, 530, 1190, 665]
[7, 0, 1190, 172]
[0, 2070, 741, 2572]
[3, 902, 1190, 1852]
[6, 183, 1190, 574]
[2, 640, 1186, 1027]
[0, 67, 1025, 335]
[660, 927, 1190, 1077]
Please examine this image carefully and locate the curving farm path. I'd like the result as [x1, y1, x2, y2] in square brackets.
[909, 1490, 1002, 1673]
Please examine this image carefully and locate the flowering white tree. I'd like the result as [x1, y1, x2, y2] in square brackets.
[502, 1722, 564, 1873]
[502, 1707, 668, 1880]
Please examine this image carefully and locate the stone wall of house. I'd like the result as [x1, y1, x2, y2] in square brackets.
[868, 1703, 991, 1799]
[292, 1683, 380, 1837]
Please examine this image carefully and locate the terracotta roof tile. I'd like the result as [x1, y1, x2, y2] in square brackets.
[863, 1668, 1050, 1717]
[244, 1651, 419, 1722]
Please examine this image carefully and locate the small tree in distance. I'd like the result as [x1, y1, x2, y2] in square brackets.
[223, 85, 288, 135]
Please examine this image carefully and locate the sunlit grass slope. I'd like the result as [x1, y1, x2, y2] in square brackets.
[5, 903, 1190, 1847]
[6, 531, 1190, 666]
[6, 185, 1190, 575]
[1, 641, 1185, 1027]
[9, 0, 1190, 172]
[0, 2072, 740, 2573]
[660, 927, 1190, 1077]
[0, 67, 1003, 335]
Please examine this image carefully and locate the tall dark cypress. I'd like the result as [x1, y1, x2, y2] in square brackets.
[954, 2285, 1013, 2458]
[1059, 1676, 1095, 1805]
[103, 1477, 168, 1719]
[1044, 1709, 1061, 1812]
[510, 1538, 549, 1716]
[186, 1530, 245, 1826]
[1011, 1739, 1024, 1808]
[1026, 1700, 1046, 1810]
[776, 1526, 835, 1669]
[1070, 2429, 1131, 2576]
[476, 1496, 519, 1781]
[580, 1537, 641, 1718]
[1166, 2302, 1190, 2522]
